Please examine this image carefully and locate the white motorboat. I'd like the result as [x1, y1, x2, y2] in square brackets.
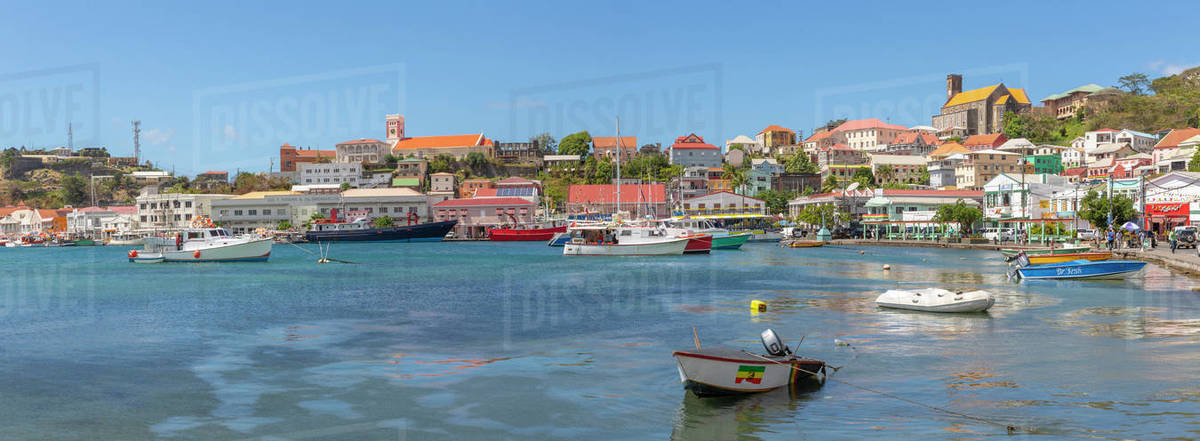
[106, 233, 145, 246]
[673, 329, 825, 397]
[875, 288, 994, 313]
[135, 227, 272, 262]
[562, 225, 690, 256]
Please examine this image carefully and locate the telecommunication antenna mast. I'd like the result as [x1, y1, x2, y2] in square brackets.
[68, 122, 74, 150]
[132, 120, 142, 164]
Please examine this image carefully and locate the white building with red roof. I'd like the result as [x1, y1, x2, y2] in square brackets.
[668, 134, 722, 168]
[829, 118, 908, 152]
[1153, 128, 1200, 167]
[433, 197, 536, 238]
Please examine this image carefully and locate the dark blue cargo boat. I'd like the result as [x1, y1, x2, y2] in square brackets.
[304, 210, 456, 243]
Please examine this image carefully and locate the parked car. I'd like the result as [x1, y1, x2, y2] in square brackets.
[1077, 228, 1098, 240]
[981, 228, 1014, 241]
[1175, 226, 1198, 249]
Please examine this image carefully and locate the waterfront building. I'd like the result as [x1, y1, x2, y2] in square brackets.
[592, 136, 637, 162]
[1153, 128, 1200, 167]
[279, 143, 335, 172]
[962, 133, 1008, 151]
[869, 154, 928, 186]
[981, 173, 1070, 222]
[392, 134, 495, 160]
[0, 206, 58, 235]
[756, 125, 797, 155]
[295, 162, 362, 186]
[211, 188, 429, 234]
[953, 150, 1031, 191]
[134, 188, 232, 230]
[862, 189, 983, 224]
[566, 184, 668, 219]
[1144, 171, 1200, 232]
[336, 139, 390, 164]
[65, 206, 136, 238]
[677, 191, 766, 217]
[668, 134, 723, 169]
[1039, 84, 1123, 120]
[433, 197, 535, 238]
[785, 188, 873, 220]
[931, 74, 1032, 136]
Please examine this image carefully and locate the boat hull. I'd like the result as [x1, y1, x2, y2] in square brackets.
[784, 240, 825, 248]
[1000, 246, 1090, 258]
[673, 348, 824, 397]
[1026, 252, 1111, 264]
[547, 232, 571, 247]
[563, 237, 689, 256]
[683, 235, 713, 254]
[1017, 260, 1146, 280]
[305, 220, 457, 242]
[489, 225, 567, 241]
[711, 233, 750, 249]
[159, 238, 273, 262]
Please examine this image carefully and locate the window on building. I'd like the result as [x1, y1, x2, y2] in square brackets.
[234, 210, 243, 216]
[248, 210, 257, 216]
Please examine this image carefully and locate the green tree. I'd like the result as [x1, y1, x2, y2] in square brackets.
[784, 152, 818, 174]
[851, 167, 875, 187]
[933, 199, 983, 235]
[60, 173, 88, 206]
[277, 221, 293, 230]
[339, 182, 352, 191]
[1117, 73, 1150, 95]
[466, 151, 488, 173]
[797, 204, 848, 228]
[383, 154, 399, 168]
[558, 131, 592, 157]
[1078, 190, 1137, 230]
[1190, 149, 1200, 172]
[592, 157, 614, 184]
[373, 216, 395, 228]
[722, 162, 748, 194]
[916, 166, 930, 186]
[755, 189, 795, 215]
[428, 154, 455, 173]
[874, 164, 895, 185]
[820, 174, 840, 193]
[531, 132, 557, 154]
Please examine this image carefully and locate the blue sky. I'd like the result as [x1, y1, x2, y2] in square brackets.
[1, 0, 1196, 175]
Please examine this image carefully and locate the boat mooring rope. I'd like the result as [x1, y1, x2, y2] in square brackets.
[741, 351, 1022, 434]
[286, 241, 357, 264]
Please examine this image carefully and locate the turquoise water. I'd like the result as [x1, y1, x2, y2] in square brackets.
[1, 242, 1198, 440]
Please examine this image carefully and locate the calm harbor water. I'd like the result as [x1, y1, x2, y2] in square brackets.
[1, 242, 1198, 440]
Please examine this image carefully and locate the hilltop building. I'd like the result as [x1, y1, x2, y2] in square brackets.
[932, 74, 1032, 137]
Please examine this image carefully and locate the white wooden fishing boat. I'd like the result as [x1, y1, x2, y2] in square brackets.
[135, 227, 272, 262]
[875, 288, 994, 313]
[672, 329, 825, 397]
[562, 225, 689, 256]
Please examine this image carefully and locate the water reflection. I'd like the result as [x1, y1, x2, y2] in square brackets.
[1053, 306, 1200, 339]
[670, 381, 824, 440]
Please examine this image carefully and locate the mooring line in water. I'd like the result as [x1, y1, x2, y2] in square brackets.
[741, 351, 1022, 434]
[286, 241, 358, 264]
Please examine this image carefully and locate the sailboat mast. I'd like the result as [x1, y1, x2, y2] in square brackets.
[615, 117, 621, 215]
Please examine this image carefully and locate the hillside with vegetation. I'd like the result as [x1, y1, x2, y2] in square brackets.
[0, 148, 147, 208]
[1003, 67, 1200, 144]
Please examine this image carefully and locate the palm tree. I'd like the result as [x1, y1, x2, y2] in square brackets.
[875, 164, 895, 185]
[723, 162, 750, 214]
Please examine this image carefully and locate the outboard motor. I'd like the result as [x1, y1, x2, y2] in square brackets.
[1015, 252, 1031, 269]
[760, 328, 792, 356]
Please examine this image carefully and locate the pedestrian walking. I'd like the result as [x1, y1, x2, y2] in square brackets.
[1169, 229, 1177, 254]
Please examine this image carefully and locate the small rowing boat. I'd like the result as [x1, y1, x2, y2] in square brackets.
[782, 240, 824, 248]
[1025, 252, 1111, 264]
[672, 329, 825, 397]
[1010, 253, 1146, 280]
[875, 288, 994, 313]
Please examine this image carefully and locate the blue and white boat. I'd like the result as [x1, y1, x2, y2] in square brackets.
[1013, 254, 1146, 280]
[547, 232, 571, 247]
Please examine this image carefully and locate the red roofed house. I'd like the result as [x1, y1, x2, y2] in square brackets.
[1153, 128, 1200, 167]
[279, 143, 335, 172]
[1061, 167, 1088, 184]
[802, 130, 836, 152]
[816, 143, 866, 169]
[433, 197, 536, 238]
[668, 134, 723, 168]
[962, 133, 1008, 151]
[881, 131, 943, 155]
[392, 134, 494, 160]
[829, 118, 908, 152]
[459, 178, 494, 199]
[592, 136, 637, 162]
[756, 125, 797, 155]
[567, 184, 668, 219]
[336, 138, 390, 164]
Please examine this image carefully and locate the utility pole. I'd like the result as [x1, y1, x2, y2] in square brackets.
[67, 122, 73, 151]
[132, 120, 142, 165]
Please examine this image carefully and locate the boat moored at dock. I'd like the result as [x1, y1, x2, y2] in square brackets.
[562, 225, 690, 256]
[1000, 245, 1091, 258]
[1011, 253, 1146, 280]
[304, 209, 456, 243]
[133, 226, 272, 262]
[673, 329, 825, 397]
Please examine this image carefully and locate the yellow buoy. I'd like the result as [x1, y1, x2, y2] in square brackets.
[750, 300, 767, 314]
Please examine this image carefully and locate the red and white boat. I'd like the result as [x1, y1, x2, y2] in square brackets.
[488, 224, 567, 241]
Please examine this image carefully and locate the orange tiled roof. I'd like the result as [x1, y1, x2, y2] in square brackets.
[593, 136, 637, 148]
[393, 134, 487, 151]
[803, 131, 833, 143]
[294, 149, 335, 158]
[1154, 128, 1200, 149]
[963, 133, 1007, 147]
[758, 125, 795, 135]
[928, 142, 968, 157]
[832, 118, 908, 132]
